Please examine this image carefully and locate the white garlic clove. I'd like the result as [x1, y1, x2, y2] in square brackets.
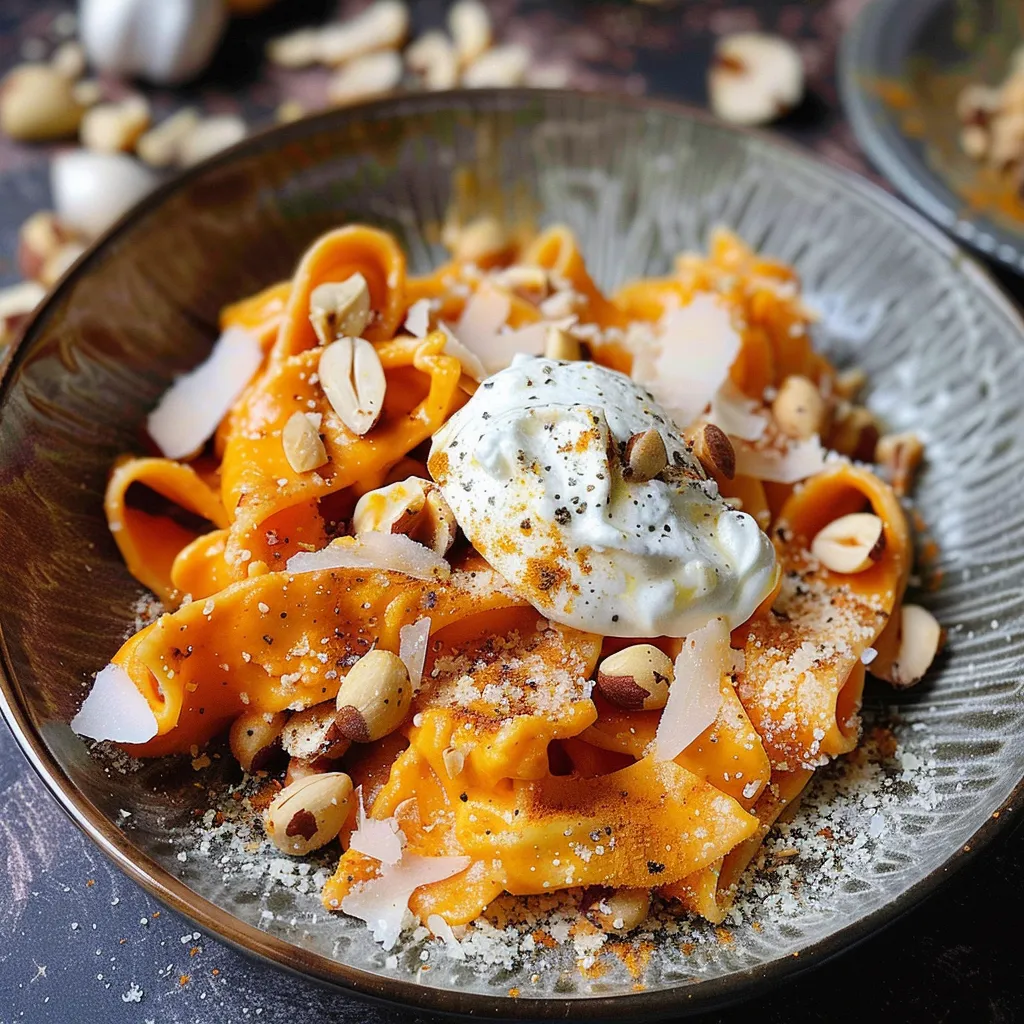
[50, 150, 158, 239]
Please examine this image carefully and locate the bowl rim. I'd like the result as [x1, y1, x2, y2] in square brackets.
[838, 0, 1024, 274]
[1, 86, 1024, 1020]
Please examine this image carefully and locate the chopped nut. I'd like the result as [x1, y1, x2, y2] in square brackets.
[491, 264, 549, 299]
[18, 211, 74, 282]
[228, 709, 288, 773]
[178, 115, 246, 167]
[51, 41, 86, 80]
[39, 240, 87, 287]
[281, 702, 350, 761]
[267, 29, 322, 69]
[462, 43, 530, 88]
[875, 432, 923, 497]
[544, 325, 581, 361]
[960, 124, 989, 161]
[772, 374, 827, 440]
[282, 411, 328, 473]
[319, 336, 387, 436]
[441, 746, 465, 779]
[0, 63, 84, 140]
[80, 95, 150, 153]
[309, 273, 372, 344]
[352, 477, 456, 555]
[829, 403, 879, 462]
[709, 33, 804, 126]
[136, 108, 200, 168]
[587, 888, 650, 933]
[317, 1, 409, 65]
[880, 604, 943, 688]
[987, 110, 1024, 170]
[596, 644, 673, 711]
[834, 367, 867, 401]
[810, 513, 886, 574]
[275, 99, 307, 124]
[957, 83, 1000, 127]
[405, 31, 459, 91]
[691, 422, 736, 480]
[327, 50, 403, 106]
[264, 772, 353, 855]
[444, 215, 509, 264]
[449, 0, 492, 67]
[334, 649, 411, 743]
[624, 429, 668, 482]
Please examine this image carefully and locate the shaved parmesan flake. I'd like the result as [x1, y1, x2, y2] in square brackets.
[654, 617, 732, 762]
[70, 663, 158, 743]
[349, 788, 404, 866]
[427, 914, 466, 959]
[708, 384, 768, 442]
[456, 280, 510, 350]
[343, 854, 471, 950]
[285, 532, 450, 581]
[734, 435, 826, 484]
[438, 322, 486, 381]
[404, 299, 431, 339]
[633, 295, 741, 428]
[147, 326, 262, 459]
[399, 617, 431, 691]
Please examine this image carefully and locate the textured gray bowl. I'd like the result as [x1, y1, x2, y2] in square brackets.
[1, 90, 1024, 1019]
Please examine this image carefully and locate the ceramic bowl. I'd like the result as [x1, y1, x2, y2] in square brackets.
[2, 90, 1024, 1019]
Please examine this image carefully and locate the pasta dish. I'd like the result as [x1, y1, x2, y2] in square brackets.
[71, 220, 942, 948]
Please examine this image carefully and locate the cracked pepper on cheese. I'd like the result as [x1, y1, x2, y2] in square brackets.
[77, 222, 937, 947]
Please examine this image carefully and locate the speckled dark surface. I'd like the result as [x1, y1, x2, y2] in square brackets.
[1, 2, 1023, 1022]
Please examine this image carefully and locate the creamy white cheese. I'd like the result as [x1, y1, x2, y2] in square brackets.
[428, 356, 777, 637]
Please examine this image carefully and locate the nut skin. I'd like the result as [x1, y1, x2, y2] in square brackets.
[624, 429, 668, 482]
[352, 477, 456, 555]
[772, 375, 828, 440]
[586, 887, 651, 933]
[228, 709, 288, 773]
[334, 649, 411, 743]
[810, 513, 886, 575]
[596, 644, 674, 711]
[309, 273, 372, 345]
[691, 422, 735, 480]
[264, 771, 354, 856]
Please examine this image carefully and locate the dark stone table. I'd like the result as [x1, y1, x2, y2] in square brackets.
[1, 2, 1022, 1021]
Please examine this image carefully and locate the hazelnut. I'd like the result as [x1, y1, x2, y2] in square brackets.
[596, 644, 674, 711]
[772, 374, 828, 440]
[624, 429, 668, 482]
[709, 33, 804, 126]
[810, 513, 886, 575]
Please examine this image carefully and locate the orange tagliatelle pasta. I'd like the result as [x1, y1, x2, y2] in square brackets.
[82, 221, 943, 949]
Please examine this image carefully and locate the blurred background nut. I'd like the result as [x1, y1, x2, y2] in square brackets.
[772, 374, 828, 440]
[709, 33, 804, 126]
[80, 96, 150, 153]
[0, 63, 84, 141]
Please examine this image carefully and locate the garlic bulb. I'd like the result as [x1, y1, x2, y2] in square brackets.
[79, 0, 229, 86]
[51, 150, 158, 239]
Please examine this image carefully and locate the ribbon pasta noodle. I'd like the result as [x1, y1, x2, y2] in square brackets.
[81, 221, 942, 948]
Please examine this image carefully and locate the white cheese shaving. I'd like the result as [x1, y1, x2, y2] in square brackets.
[348, 788, 404, 866]
[285, 532, 450, 580]
[654, 617, 731, 762]
[427, 914, 466, 959]
[708, 383, 769, 441]
[633, 294, 742, 428]
[734, 435, 826, 484]
[404, 298, 431, 339]
[70, 663, 158, 743]
[147, 326, 263, 460]
[438, 321, 487, 381]
[342, 854, 471, 951]
[398, 617, 431, 691]
[861, 647, 878, 666]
